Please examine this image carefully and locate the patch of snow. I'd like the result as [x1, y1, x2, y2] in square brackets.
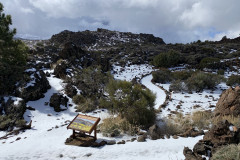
[113, 64, 153, 81]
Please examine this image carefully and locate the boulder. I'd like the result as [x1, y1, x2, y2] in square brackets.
[137, 135, 147, 142]
[148, 124, 161, 140]
[214, 86, 240, 116]
[53, 62, 67, 78]
[49, 93, 68, 112]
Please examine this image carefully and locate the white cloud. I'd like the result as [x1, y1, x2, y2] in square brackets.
[1, 0, 240, 43]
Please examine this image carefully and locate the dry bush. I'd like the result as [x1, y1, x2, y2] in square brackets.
[212, 144, 240, 160]
[99, 116, 138, 137]
[213, 115, 240, 128]
[191, 111, 212, 130]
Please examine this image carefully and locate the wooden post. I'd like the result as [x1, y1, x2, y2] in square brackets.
[94, 127, 97, 140]
[73, 130, 76, 139]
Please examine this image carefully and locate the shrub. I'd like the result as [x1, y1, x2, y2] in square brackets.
[217, 69, 225, 75]
[212, 144, 240, 160]
[99, 116, 137, 137]
[226, 75, 240, 86]
[72, 94, 86, 105]
[104, 80, 156, 128]
[169, 80, 186, 92]
[0, 115, 11, 130]
[152, 69, 172, 83]
[15, 119, 27, 128]
[186, 72, 222, 92]
[199, 57, 221, 69]
[152, 50, 180, 68]
[75, 98, 96, 113]
[191, 111, 212, 130]
[172, 70, 194, 81]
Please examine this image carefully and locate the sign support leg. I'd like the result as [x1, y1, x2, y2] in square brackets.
[73, 130, 76, 139]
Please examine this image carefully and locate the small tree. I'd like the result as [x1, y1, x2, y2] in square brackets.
[199, 57, 221, 70]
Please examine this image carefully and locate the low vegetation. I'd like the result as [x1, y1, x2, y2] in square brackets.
[226, 74, 240, 86]
[212, 144, 240, 160]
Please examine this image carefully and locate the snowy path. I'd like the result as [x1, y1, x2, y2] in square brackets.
[141, 74, 166, 110]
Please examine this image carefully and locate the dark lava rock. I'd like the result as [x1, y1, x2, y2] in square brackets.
[16, 70, 51, 101]
[53, 62, 67, 78]
[183, 120, 240, 159]
[49, 93, 68, 112]
[179, 127, 204, 137]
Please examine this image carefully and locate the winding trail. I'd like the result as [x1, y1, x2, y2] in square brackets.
[141, 74, 166, 110]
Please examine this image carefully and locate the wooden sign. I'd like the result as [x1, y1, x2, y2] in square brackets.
[67, 114, 100, 134]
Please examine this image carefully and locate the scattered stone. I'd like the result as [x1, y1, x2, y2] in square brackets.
[16, 137, 21, 141]
[47, 114, 52, 116]
[84, 153, 92, 157]
[44, 102, 49, 106]
[26, 106, 35, 111]
[117, 140, 126, 144]
[131, 138, 137, 142]
[172, 135, 178, 139]
[107, 140, 116, 145]
[137, 135, 146, 142]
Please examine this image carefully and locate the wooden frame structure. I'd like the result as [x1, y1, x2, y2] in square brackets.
[67, 114, 101, 140]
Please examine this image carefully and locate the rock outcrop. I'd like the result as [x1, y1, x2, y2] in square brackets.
[16, 70, 51, 101]
[49, 93, 68, 112]
[183, 120, 240, 160]
[214, 86, 240, 116]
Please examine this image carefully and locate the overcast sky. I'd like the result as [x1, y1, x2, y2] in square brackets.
[1, 0, 240, 43]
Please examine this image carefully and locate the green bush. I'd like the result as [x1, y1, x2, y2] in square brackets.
[217, 69, 225, 75]
[169, 80, 186, 92]
[172, 70, 194, 81]
[0, 115, 11, 130]
[152, 69, 172, 83]
[15, 119, 27, 128]
[226, 75, 240, 86]
[103, 80, 156, 128]
[212, 144, 240, 160]
[199, 57, 220, 69]
[152, 50, 180, 68]
[186, 72, 222, 92]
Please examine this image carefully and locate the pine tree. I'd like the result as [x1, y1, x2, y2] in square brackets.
[0, 2, 28, 95]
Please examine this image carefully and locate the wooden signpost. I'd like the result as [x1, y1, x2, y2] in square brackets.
[67, 114, 101, 140]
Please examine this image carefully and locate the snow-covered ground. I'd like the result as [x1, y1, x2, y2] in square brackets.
[0, 66, 210, 160]
[158, 83, 229, 117]
[113, 64, 153, 81]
